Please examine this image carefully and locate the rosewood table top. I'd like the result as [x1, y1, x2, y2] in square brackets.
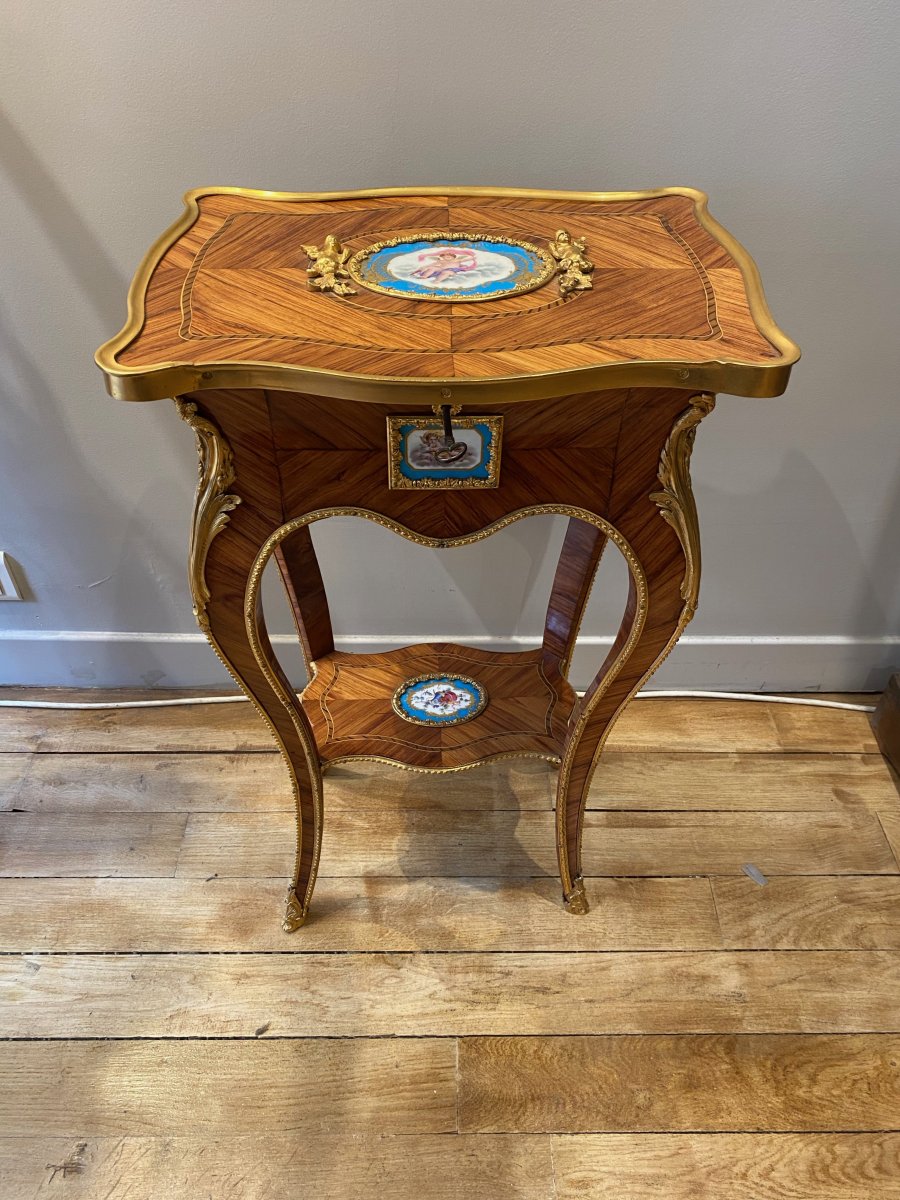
[96, 186, 798, 405]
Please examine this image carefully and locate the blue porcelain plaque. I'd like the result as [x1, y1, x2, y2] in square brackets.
[392, 674, 488, 726]
[387, 415, 502, 489]
[347, 232, 555, 302]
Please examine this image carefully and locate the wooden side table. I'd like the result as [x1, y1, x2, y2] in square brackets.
[96, 187, 798, 930]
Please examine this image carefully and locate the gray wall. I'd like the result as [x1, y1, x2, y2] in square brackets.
[2, 0, 898, 691]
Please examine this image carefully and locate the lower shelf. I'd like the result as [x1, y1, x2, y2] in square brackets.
[301, 642, 578, 771]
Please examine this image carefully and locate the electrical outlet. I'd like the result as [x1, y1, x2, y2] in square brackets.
[0, 553, 23, 600]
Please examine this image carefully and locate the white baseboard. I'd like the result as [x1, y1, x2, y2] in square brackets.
[0, 630, 896, 692]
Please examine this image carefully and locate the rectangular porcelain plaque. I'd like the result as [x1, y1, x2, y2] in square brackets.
[387, 415, 503, 490]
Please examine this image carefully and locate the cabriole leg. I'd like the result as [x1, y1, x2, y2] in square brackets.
[274, 524, 334, 675]
[555, 394, 714, 913]
[177, 400, 324, 932]
[543, 517, 608, 677]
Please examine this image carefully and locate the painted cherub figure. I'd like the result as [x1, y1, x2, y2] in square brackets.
[548, 229, 594, 295]
[411, 246, 478, 284]
[302, 235, 356, 295]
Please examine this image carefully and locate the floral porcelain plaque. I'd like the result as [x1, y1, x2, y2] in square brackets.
[348, 233, 555, 301]
[387, 415, 502, 489]
[392, 675, 488, 726]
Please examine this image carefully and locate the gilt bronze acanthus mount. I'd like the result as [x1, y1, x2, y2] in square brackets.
[303, 236, 356, 295]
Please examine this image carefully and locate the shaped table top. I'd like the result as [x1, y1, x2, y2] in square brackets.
[96, 187, 799, 404]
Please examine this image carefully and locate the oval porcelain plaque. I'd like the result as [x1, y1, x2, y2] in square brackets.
[392, 674, 488, 725]
[347, 232, 555, 302]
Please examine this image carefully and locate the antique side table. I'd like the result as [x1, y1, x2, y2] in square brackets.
[96, 187, 798, 930]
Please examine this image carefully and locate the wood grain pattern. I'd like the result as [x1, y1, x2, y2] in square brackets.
[0, 701, 275, 753]
[458, 1034, 900, 1132]
[551, 1133, 900, 1199]
[1, 752, 555, 812]
[614, 698, 875, 753]
[302, 643, 577, 770]
[880, 809, 900, 869]
[0, 812, 186, 877]
[542, 517, 608, 671]
[268, 387, 627, 545]
[274, 523, 334, 666]
[4, 807, 893, 880]
[713, 876, 900, 949]
[0, 755, 21, 810]
[0, 1135, 556, 1200]
[769, 701, 880, 754]
[8, 749, 894, 814]
[0, 876, 720, 952]
[170, 809, 897, 878]
[2, 751, 295, 813]
[1, 697, 898, 1200]
[5, 951, 898, 1037]
[578, 811, 898, 876]
[592, 751, 898, 810]
[0, 1039, 455, 1136]
[111, 189, 787, 393]
[4, 1133, 899, 1200]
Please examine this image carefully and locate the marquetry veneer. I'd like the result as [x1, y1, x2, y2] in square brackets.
[303, 644, 578, 771]
[96, 186, 798, 931]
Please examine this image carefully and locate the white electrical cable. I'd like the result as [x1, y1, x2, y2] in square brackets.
[0, 691, 877, 712]
[0, 695, 249, 710]
[633, 690, 876, 713]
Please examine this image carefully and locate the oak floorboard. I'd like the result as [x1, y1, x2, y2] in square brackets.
[0, 1134, 557, 1200]
[879, 808, 900, 868]
[0, 756, 21, 810]
[0, 752, 554, 813]
[4, 808, 892, 880]
[13, 1133, 896, 1200]
[606, 697, 873, 753]
[0, 812, 186, 877]
[0, 701, 266, 753]
[614, 699, 783, 752]
[713, 876, 900, 949]
[173, 809, 898, 878]
[583, 811, 898, 875]
[3, 951, 899, 1038]
[0, 695, 875, 754]
[457, 1034, 900, 1132]
[770, 702, 880, 754]
[1, 694, 896, 1186]
[0, 1040, 455, 1137]
[8, 750, 894, 815]
[0, 876, 721, 952]
[591, 751, 897, 811]
[550, 1133, 900, 1199]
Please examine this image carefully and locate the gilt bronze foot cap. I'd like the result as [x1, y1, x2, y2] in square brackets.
[283, 890, 308, 932]
[564, 878, 589, 915]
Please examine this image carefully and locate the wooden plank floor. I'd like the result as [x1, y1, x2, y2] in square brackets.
[1, 691, 899, 1198]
